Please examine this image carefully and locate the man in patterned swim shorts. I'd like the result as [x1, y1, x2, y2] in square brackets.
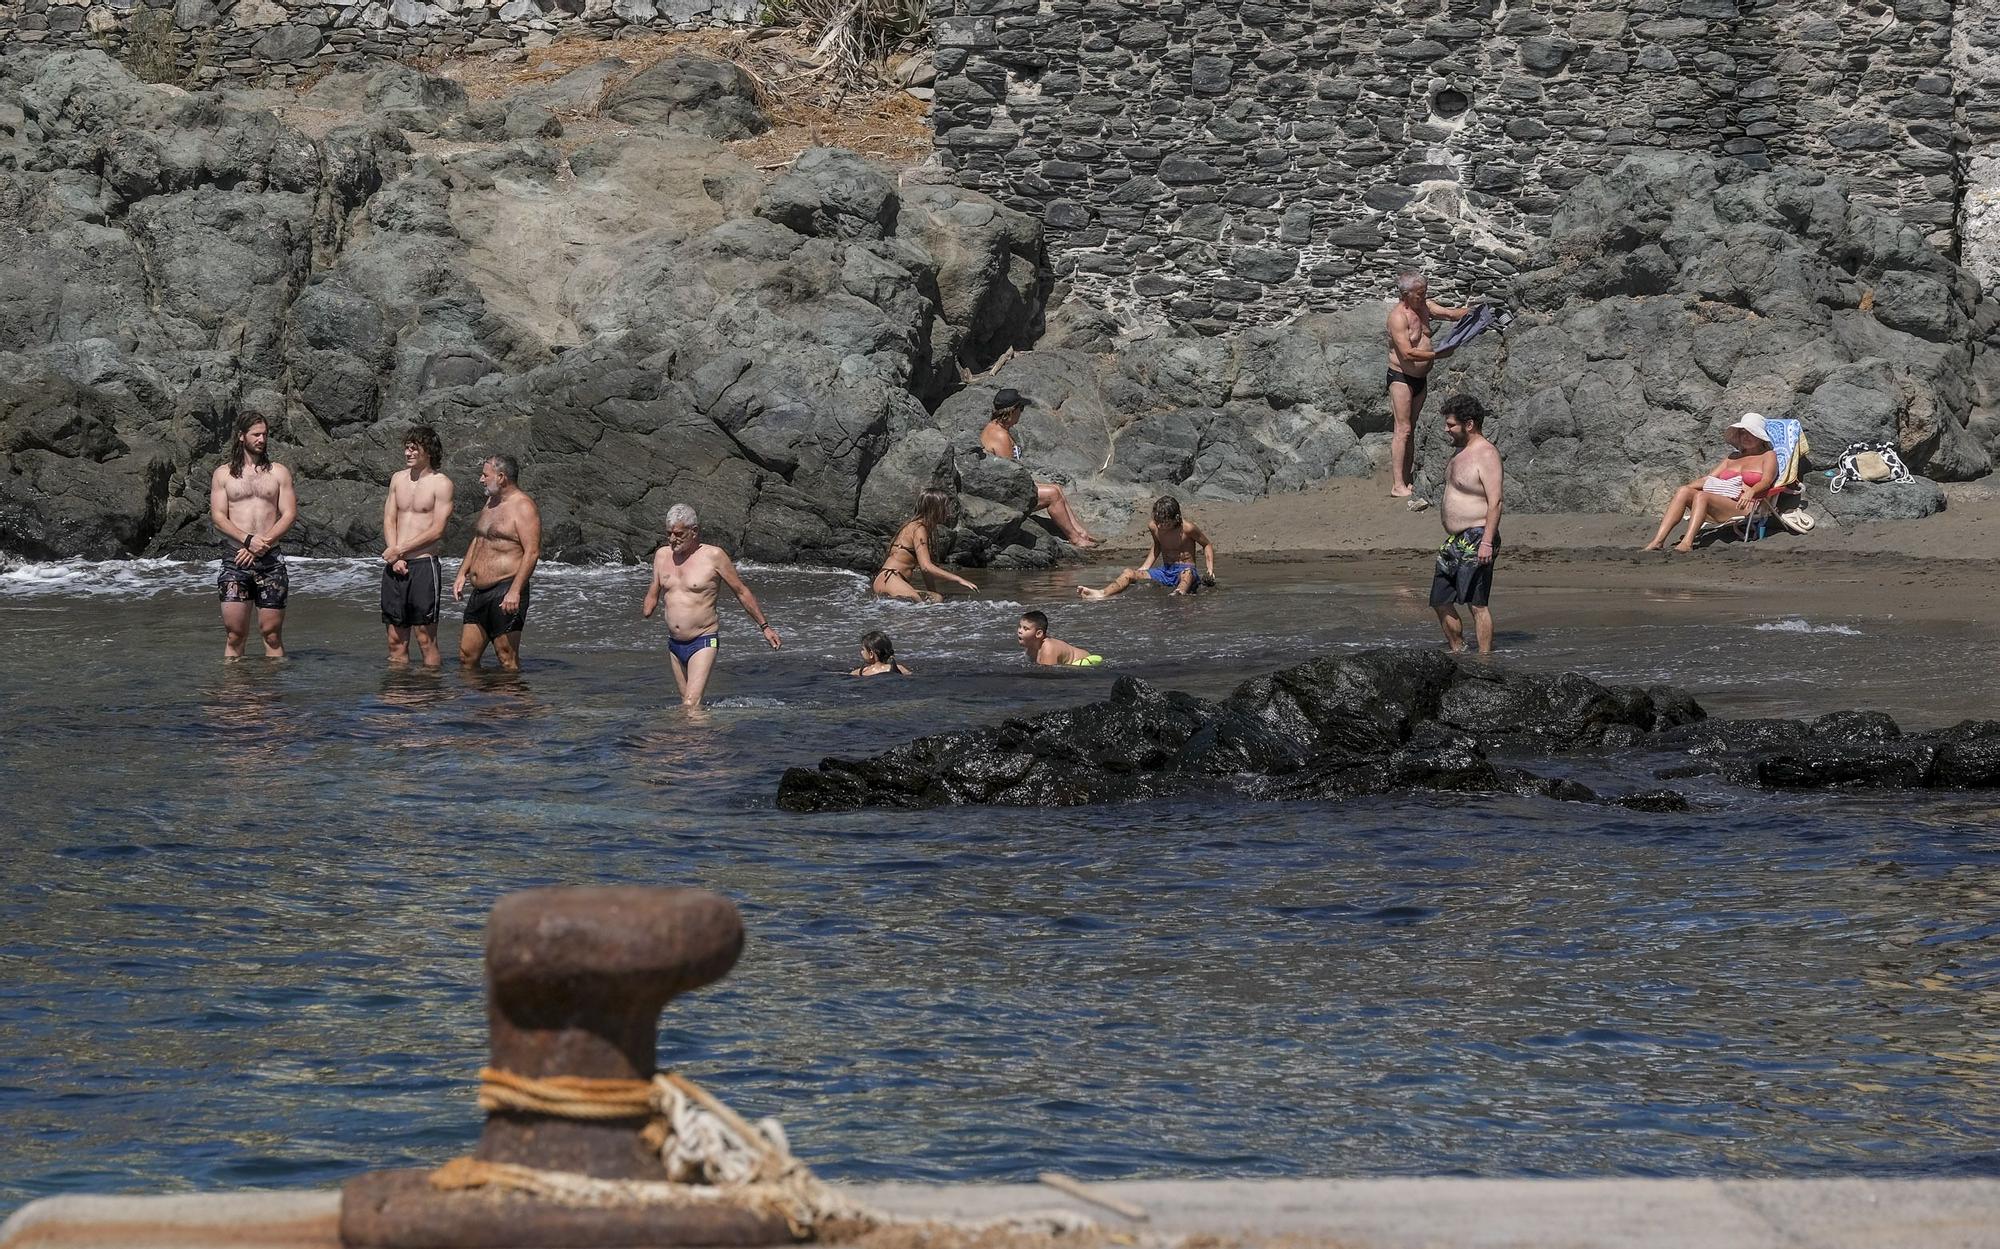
[1429, 395, 1504, 655]
[208, 415, 298, 660]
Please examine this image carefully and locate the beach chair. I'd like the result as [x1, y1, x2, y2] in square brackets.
[1736, 417, 1807, 541]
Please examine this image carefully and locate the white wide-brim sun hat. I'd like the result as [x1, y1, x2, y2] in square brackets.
[1727, 412, 1771, 442]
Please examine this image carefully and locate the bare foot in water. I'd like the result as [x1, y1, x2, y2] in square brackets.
[1077, 586, 1107, 600]
[1072, 536, 1101, 549]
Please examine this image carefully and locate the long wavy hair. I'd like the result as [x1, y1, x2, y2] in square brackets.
[227, 414, 270, 479]
[914, 487, 955, 534]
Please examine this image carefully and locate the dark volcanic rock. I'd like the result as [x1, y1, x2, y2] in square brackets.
[1934, 721, 2000, 787]
[1802, 474, 1948, 522]
[925, 152, 1997, 535]
[778, 645, 2000, 812]
[1460, 153, 1994, 512]
[1613, 789, 1692, 812]
[601, 53, 770, 140]
[778, 647, 1702, 812]
[0, 50, 1048, 564]
[303, 59, 469, 133]
[1757, 741, 1939, 788]
[1435, 666, 1675, 747]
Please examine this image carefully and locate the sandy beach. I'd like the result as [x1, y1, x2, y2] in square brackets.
[1098, 473, 2000, 561]
[1072, 473, 2000, 630]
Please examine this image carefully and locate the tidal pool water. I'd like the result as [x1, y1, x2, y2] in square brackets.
[2, 553, 1996, 1210]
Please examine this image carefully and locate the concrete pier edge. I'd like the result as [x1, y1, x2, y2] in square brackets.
[4, 1179, 1999, 1249]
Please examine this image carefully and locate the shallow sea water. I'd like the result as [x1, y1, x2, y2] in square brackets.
[1, 553, 1997, 1209]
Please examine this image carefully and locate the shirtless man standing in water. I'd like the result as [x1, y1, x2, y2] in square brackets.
[1386, 271, 1472, 500]
[379, 425, 455, 667]
[1430, 395, 1504, 655]
[453, 454, 540, 672]
[209, 415, 298, 660]
[641, 504, 782, 707]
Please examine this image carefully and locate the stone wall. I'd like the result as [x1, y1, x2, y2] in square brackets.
[935, 0, 2000, 331]
[1954, 0, 2000, 292]
[0, 0, 758, 87]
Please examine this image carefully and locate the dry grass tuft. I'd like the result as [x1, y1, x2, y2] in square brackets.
[438, 27, 935, 170]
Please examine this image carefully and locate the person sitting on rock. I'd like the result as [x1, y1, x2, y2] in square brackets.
[873, 487, 978, 603]
[1640, 413, 1779, 553]
[1078, 495, 1216, 599]
[979, 388, 1101, 548]
[850, 630, 912, 677]
[1017, 610, 1102, 667]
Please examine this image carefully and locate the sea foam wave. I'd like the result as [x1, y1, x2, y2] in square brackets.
[1753, 618, 1863, 636]
[0, 556, 875, 602]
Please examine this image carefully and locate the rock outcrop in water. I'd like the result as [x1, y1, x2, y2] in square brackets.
[778, 647, 1703, 811]
[774, 646, 2000, 812]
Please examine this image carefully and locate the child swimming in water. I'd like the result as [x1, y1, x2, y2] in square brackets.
[1017, 610, 1102, 667]
[1077, 495, 1216, 599]
[850, 629, 912, 676]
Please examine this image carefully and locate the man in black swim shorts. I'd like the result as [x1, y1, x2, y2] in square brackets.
[208, 415, 298, 660]
[453, 454, 541, 672]
[380, 425, 455, 667]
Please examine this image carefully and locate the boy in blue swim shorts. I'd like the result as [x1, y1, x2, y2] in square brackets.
[1077, 496, 1217, 600]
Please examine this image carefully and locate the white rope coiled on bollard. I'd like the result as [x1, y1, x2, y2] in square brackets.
[436, 1068, 1098, 1240]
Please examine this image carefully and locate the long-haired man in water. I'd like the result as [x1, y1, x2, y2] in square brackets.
[208, 414, 298, 660]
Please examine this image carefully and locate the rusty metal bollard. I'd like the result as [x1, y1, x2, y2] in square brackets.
[341, 886, 796, 1248]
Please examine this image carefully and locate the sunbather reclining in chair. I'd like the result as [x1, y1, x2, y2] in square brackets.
[1641, 413, 1778, 552]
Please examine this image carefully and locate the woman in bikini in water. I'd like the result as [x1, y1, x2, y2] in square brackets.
[1641, 413, 1779, 552]
[872, 488, 979, 602]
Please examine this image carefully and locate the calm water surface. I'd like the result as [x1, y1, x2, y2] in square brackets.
[2, 554, 1997, 1209]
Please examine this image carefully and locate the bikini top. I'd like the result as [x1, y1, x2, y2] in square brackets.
[1717, 468, 1765, 487]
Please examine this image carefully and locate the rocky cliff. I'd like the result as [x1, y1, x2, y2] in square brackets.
[3, 48, 1995, 566]
[0, 49, 1063, 563]
[942, 152, 2000, 530]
